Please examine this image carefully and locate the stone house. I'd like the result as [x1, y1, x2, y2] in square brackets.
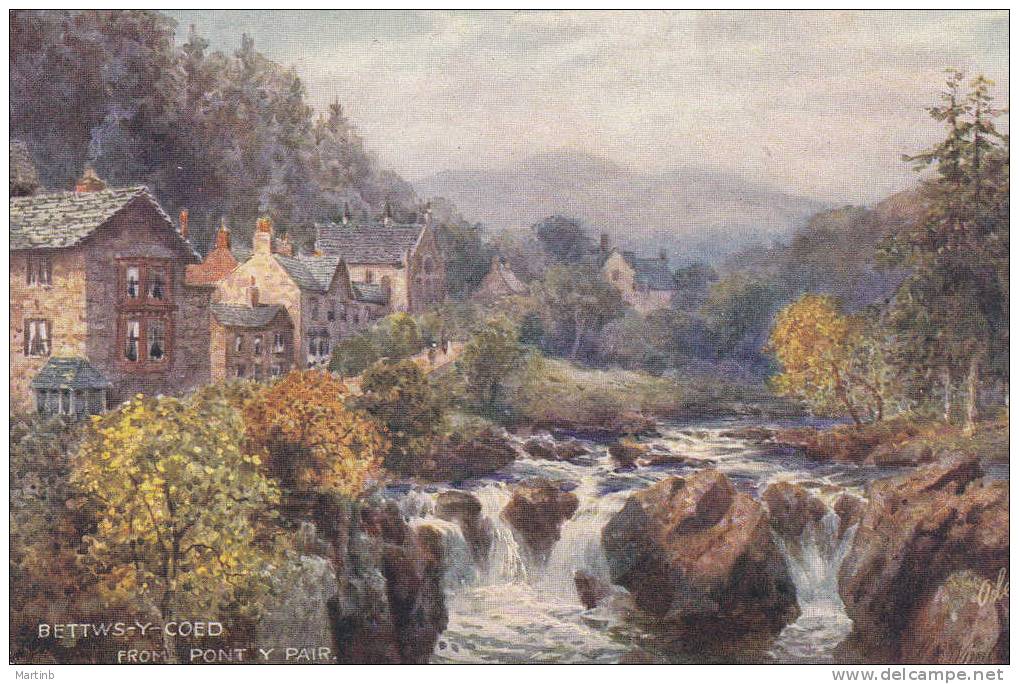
[601, 247, 678, 314]
[214, 217, 376, 369]
[473, 255, 529, 302]
[209, 286, 294, 381]
[10, 169, 211, 415]
[314, 208, 446, 314]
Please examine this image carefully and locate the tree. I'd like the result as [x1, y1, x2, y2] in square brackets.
[534, 264, 625, 359]
[767, 295, 889, 427]
[378, 312, 422, 360]
[533, 215, 594, 263]
[357, 359, 446, 473]
[243, 370, 387, 495]
[329, 333, 381, 376]
[883, 70, 1008, 431]
[72, 394, 281, 662]
[456, 317, 526, 412]
[701, 274, 780, 363]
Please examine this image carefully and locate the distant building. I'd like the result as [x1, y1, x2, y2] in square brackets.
[214, 217, 381, 370]
[314, 204, 445, 314]
[9, 167, 212, 415]
[473, 255, 529, 302]
[598, 234, 678, 313]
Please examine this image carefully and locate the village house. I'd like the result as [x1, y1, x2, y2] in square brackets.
[212, 217, 384, 370]
[597, 234, 679, 313]
[209, 284, 294, 381]
[314, 204, 446, 314]
[473, 255, 529, 302]
[10, 163, 212, 416]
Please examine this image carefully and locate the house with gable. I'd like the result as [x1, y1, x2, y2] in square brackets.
[9, 163, 212, 415]
[314, 204, 446, 314]
[598, 235, 679, 313]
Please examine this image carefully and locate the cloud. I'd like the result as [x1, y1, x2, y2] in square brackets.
[167, 10, 1008, 204]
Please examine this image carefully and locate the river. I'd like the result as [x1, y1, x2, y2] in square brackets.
[377, 417, 905, 664]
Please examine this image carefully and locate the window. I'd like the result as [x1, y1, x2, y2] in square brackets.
[125, 320, 140, 361]
[311, 298, 320, 321]
[365, 270, 374, 284]
[611, 269, 620, 282]
[254, 336, 263, 356]
[59, 389, 73, 416]
[25, 320, 51, 357]
[327, 306, 335, 322]
[148, 320, 166, 361]
[236, 365, 246, 378]
[273, 331, 285, 353]
[126, 267, 140, 299]
[381, 276, 392, 292]
[235, 335, 243, 354]
[253, 365, 263, 380]
[27, 255, 52, 287]
[147, 268, 166, 300]
[270, 364, 282, 377]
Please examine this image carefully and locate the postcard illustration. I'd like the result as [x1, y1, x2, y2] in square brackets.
[8, 10, 1009, 667]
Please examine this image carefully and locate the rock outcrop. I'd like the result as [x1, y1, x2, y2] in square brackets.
[574, 569, 612, 610]
[434, 490, 493, 564]
[839, 456, 1008, 663]
[523, 437, 591, 463]
[609, 439, 647, 469]
[602, 470, 797, 637]
[413, 429, 516, 481]
[762, 481, 829, 539]
[502, 478, 579, 563]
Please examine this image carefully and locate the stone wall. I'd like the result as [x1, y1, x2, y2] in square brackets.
[211, 314, 294, 382]
[9, 249, 89, 411]
[347, 264, 407, 311]
[407, 228, 446, 313]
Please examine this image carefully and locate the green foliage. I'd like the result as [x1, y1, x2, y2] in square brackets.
[534, 264, 625, 359]
[435, 219, 493, 298]
[533, 215, 594, 263]
[702, 274, 781, 361]
[456, 317, 527, 413]
[72, 394, 282, 660]
[329, 333, 381, 376]
[357, 359, 446, 473]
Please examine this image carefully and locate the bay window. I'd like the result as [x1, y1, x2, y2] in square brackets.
[25, 319, 51, 357]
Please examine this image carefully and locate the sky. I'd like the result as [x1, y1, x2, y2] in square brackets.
[167, 10, 1008, 205]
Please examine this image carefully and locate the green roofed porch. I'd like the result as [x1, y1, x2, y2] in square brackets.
[30, 357, 112, 418]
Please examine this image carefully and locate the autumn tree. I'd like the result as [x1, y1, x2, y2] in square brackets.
[243, 370, 387, 495]
[767, 295, 891, 427]
[456, 317, 527, 412]
[357, 359, 446, 473]
[72, 394, 281, 662]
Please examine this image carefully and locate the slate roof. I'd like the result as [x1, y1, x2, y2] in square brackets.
[10, 186, 201, 260]
[10, 140, 40, 197]
[210, 303, 287, 329]
[352, 282, 390, 305]
[273, 254, 342, 292]
[31, 357, 112, 390]
[622, 252, 677, 291]
[315, 221, 424, 265]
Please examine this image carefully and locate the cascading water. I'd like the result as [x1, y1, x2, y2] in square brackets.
[769, 508, 860, 662]
[388, 421, 877, 663]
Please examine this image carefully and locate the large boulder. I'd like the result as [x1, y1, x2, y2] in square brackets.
[523, 437, 590, 463]
[434, 490, 493, 564]
[719, 426, 775, 444]
[602, 470, 797, 636]
[502, 478, 579, 563]
[609, 439, 647, 469]
[762, 481, 829, 539]
[574, 569, 612, 610]
[413, 429, 516, 481]
[900, 570, 1008, 664]
[839, 456, 1008, 662]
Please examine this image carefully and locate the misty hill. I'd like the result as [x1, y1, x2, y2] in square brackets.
[415, 149, 828, 265]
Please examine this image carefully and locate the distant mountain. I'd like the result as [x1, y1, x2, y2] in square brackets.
[414, 149, 828, 265]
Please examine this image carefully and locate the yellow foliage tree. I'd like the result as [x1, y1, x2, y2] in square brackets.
[72, 394, 281, 662]
[243, 370, 387, 495]
[767, 295, 888, 427]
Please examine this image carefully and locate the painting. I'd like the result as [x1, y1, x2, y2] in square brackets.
[9, 10, 1008, 669]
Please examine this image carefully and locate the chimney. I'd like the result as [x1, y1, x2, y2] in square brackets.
[276, 232, 293, 256]
[342, 202, 351, 225]
[253, 216, 274, 255]
[248, 276, 259, 307]
[659, 249, 668, 262]
[600, 233, 610, 254]
[75, 165, 107, 193]
[215, 219, 231, 249]
[179, 209, 189, 239]
[422, 201, 432, 227]
[382, 201, 392, 227]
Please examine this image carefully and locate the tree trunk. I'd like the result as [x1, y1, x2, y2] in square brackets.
[965, 353, 982, 435]
[569, 314, 585, 360]
[941, 367, 953, 424]
[832, 366, 862, 429]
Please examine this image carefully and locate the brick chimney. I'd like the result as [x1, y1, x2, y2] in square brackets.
[215, 219, 232, 249]
[179, 209, 189, 239]
[248, 276, 259, 307]
[600, 233, 610, 254]
[75, 165, 107, 193]
[275, 232, 293, 256]
[253, 216, 274, 255]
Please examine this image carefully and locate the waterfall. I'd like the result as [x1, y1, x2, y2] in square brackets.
[474, 485, 529, 585]
[769, 508, 859, 662]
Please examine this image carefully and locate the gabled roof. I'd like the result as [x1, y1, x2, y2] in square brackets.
[10, 186, 200, 259]
[491, 259, 528, 295]
[272, 253, 345, 293]
[352, 282, 390, 305]
[211, 303, 288, 329]
[315, 221, 425, 265]
[623, 253, 677, 291]
[31, 357, 112, 390]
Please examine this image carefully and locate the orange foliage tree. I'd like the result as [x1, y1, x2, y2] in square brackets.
[243, 370, 388, 495]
